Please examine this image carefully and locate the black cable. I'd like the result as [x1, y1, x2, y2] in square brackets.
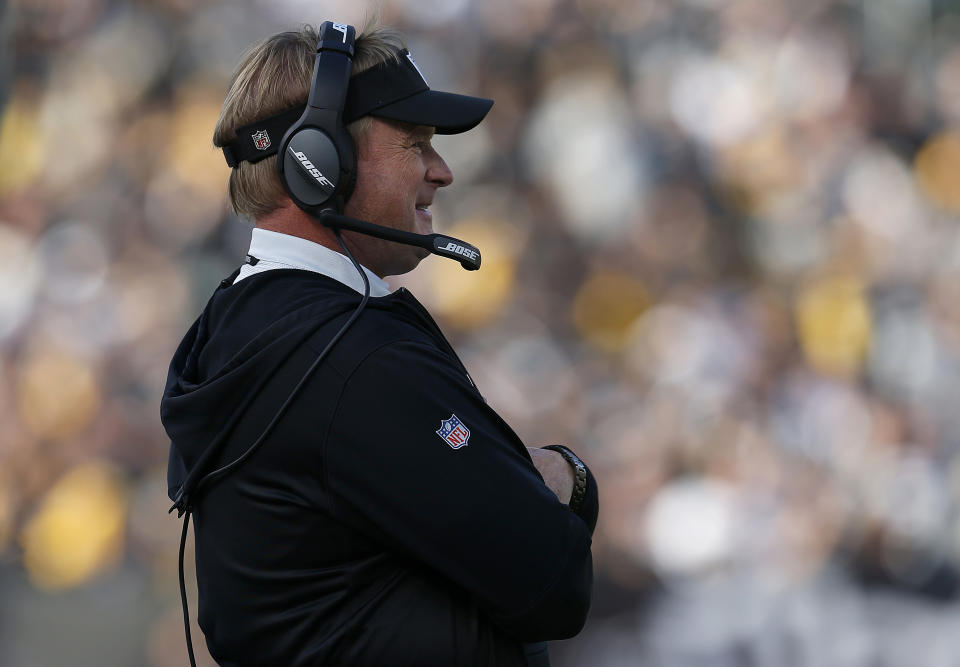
[179, 510, 197, 667]
[174, 229, 371, 667]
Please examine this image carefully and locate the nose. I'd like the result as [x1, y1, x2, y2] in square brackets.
[425, 147, 454, 188]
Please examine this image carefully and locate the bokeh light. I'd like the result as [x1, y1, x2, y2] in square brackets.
[0, 471, 13, 555]
[795, 275, 871, 378]
[418, 219, 522, 329]
[20, 462, 128, 591]
[669, 54, 766, 147]
[914, 130, 960, 213]
[16, 347, 102, 441]
[644, 477, 739, 579]
[572, 271, 650, 354]
[524, 71, 647, 243]
[774, 24, 852, 121]
[0, 87, 45, 195]
[36, 222, 110, 305]
[0, 225, 41, 342]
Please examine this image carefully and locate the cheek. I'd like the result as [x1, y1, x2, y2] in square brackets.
[349, 161, 387, 211]
[352, 156, 375, 196]
[348, 149, 422, 216]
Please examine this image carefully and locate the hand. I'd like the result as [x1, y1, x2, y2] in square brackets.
[527, 447, 575, 505]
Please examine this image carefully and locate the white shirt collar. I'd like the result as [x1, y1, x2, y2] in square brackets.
[233, 228, 391, 297]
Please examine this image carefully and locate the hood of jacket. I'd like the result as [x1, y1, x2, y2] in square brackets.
[161, 269, 368, 506]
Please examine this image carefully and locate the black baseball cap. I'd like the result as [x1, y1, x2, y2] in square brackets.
[343, 50, 493, 135]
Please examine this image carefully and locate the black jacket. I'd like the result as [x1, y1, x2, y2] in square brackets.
[161, 269, 598, 666]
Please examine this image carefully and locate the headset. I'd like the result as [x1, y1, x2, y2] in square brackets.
[172, 21, 482, 666]
[277, 21, 358, 216]
[277, 21, 482, 270]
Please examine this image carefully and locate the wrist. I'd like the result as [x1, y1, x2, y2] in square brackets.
[542, 445, 587, 514]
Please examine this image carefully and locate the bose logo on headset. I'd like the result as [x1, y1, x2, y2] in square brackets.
[441, 241, 479, 261]
[290, 147, 335, 189]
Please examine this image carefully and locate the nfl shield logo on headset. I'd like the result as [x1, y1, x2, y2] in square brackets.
[437, 414, 470, 449]
[252, 129, 271, 150]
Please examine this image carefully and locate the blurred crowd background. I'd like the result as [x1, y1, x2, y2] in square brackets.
[2, 0, 960, 664]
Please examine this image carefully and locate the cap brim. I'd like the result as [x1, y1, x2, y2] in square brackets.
[369, 90, 493, 135]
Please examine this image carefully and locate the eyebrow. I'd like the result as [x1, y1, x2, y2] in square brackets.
[406, 125, 435, 141]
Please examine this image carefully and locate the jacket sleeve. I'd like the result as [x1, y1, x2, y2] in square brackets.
[322, 339, 595, 641]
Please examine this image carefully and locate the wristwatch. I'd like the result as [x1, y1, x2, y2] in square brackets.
[542, 445, 587, 514]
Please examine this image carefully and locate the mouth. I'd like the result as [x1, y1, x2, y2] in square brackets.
[415, 203, 432, 222]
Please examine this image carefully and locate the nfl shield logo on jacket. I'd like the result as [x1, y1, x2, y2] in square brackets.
[436, 414, 470, 449]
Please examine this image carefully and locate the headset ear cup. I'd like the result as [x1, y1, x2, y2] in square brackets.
[281, 127, 344, 208]
[278, 118, 357, 214]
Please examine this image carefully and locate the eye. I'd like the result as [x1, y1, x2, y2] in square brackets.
[411, 141, 429, 152]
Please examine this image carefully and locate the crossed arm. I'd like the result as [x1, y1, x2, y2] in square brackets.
[324, 339, 597, 640]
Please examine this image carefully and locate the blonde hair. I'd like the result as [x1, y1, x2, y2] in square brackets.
[213, 20, 406, 220]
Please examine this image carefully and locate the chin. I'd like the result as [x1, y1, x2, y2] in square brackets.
[407, 247, 431, 270]
[383, 247, 430, 278]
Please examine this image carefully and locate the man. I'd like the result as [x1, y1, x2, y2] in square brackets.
[162, 21, 598, 667]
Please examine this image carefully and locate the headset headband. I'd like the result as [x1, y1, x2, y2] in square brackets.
[306, 22, 355, 111]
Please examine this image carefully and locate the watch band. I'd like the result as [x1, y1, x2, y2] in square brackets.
[542, 445, 587, 514]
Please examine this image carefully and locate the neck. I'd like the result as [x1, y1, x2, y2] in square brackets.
[255, 202, 378, 275]
[255, 202, 336, 248]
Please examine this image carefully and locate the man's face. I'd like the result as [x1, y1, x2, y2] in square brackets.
[343, 118, 454, 277]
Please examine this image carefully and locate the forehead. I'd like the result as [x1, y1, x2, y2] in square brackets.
[376, 118, 434, 140]
[356, 118, 435, 159]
